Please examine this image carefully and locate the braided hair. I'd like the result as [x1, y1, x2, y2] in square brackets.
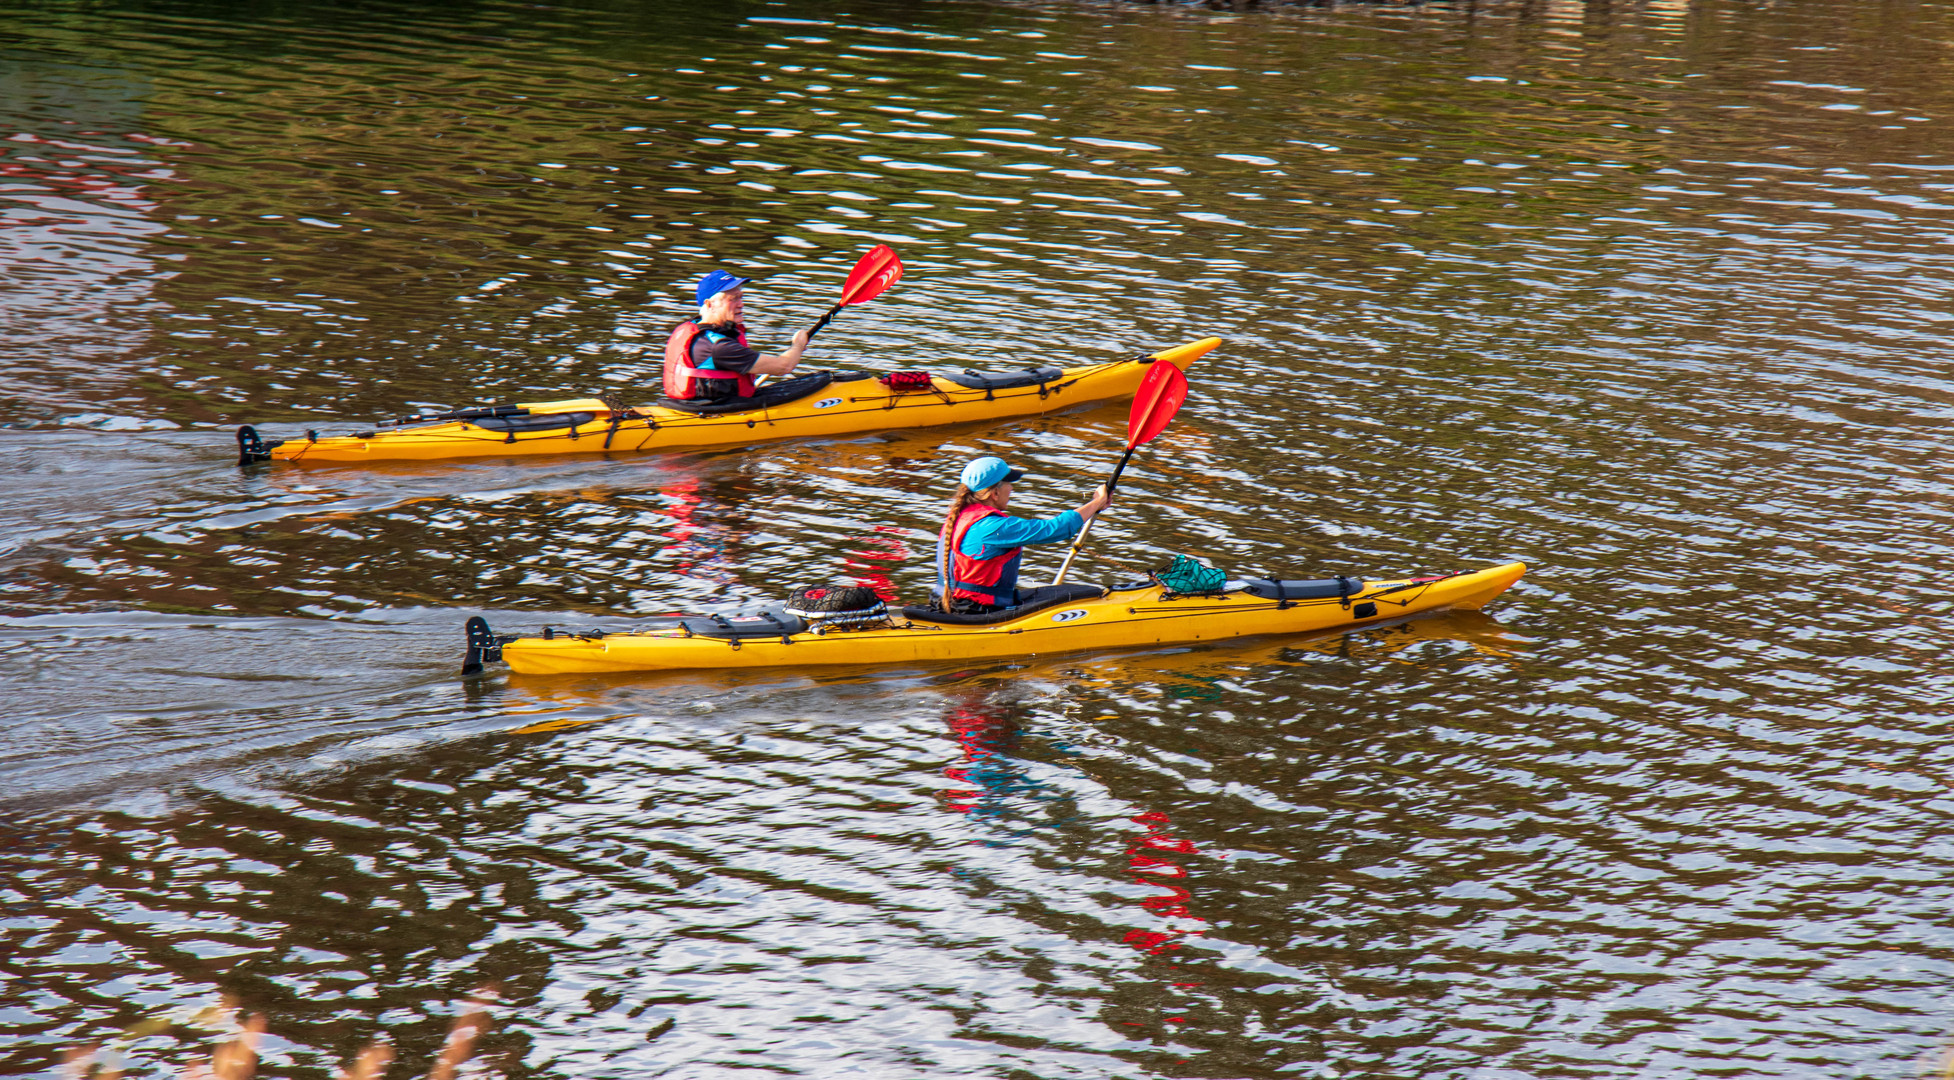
[941, 483, 1001, 542]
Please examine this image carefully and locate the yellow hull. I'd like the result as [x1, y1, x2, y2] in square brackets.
[497, 562, 1527, 675]
[269, 338, 1220, 463]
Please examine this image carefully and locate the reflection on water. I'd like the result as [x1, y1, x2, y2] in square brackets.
[5, 0, 1954, 1076]
[0, 57, 170, 421]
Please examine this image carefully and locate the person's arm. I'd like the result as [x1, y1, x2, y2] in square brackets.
[750, 327, 812, 376]
[961, 486, 1114, 555]
[963, 510, 1084, 556]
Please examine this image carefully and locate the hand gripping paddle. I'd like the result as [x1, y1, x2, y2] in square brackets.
[1049, 359, 1189, 585]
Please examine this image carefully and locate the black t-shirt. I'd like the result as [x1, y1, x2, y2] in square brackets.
[689, 323, 761, 400]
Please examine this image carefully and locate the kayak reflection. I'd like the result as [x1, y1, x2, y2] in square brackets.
[1018, 608, 1532, 690]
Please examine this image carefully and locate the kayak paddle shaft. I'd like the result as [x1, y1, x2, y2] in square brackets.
[753, 247, 899, 387]
[1046, 359, 1188, 587]
[806, 303, 842, 342]
[755, 307, 836, 389]
[1050, 446, 1135, 586]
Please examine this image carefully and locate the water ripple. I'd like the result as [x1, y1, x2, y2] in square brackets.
[3, 0, 1954, 1077]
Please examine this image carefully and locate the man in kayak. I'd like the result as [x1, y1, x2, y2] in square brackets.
[662, 269, 813, 401]
[939, 456, 1112, 614]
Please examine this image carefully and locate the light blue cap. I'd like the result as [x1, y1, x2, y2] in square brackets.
[960, 456, 1025, 491]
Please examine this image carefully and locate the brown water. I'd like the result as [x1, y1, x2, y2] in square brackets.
[4, 0, 1954, 1075]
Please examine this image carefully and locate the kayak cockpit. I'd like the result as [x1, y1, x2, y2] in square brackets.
[652, 371, 846, 414]
[898, 582, 1108, 626]
[650, 363, 1067, 414]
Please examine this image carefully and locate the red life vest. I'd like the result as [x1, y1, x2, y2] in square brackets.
[941, 503, 1019, 607]
[663, 321, 756, 400]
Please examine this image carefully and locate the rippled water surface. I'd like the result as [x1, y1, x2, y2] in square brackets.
[5, 0, 1954, 1075]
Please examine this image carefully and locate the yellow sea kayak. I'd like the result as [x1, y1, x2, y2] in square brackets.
[239, 337, 1220, 465]
[465, 562, 1527, 676]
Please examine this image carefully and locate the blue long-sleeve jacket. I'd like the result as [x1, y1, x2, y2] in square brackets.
[939, 509, 1084, 601]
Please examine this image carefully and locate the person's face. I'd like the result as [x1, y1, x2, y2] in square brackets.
[990, 480, 1013, 509]
[704, 287, 744, 324]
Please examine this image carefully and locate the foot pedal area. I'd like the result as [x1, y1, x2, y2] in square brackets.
[462, 615, 502, 676]
[236, 425, 282, 465]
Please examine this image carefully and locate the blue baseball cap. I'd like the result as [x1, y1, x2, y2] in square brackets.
[695, 269, 753, 306]
[960, 456, 1025, 491]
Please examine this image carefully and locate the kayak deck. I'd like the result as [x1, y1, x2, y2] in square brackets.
[250, 337, 1221, 464]
[479, 562, 1527, 675]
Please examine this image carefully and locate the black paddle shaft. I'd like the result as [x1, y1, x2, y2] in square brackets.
[1050, 445, 1134, 586]
[1104, 445, 1140, 499]
[806, 302, 844, 343]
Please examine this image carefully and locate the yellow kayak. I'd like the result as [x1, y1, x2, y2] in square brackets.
[465, 562, 1527, 676]
[240, 337, 1220, 464]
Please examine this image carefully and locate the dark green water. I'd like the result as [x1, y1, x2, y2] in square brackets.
[4, 0, 1954, 1075]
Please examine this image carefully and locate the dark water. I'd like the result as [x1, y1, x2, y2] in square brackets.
[5, 0, 1954, 1075]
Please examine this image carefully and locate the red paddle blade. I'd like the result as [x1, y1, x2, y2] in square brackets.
[1126, 360, 1188, 449]
[838, 244, 903, 306]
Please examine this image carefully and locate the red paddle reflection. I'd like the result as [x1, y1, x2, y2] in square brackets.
[842, 524, 910, 602]
[655, 478, 736, 586]
[1121, 810, 1206, 955]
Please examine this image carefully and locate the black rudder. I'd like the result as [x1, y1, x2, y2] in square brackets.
[234, 423, 277, 464]
[463, 616, 501, 676]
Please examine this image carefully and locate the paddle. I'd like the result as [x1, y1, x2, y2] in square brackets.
[754, 244, 903, 388]
[1049, 360, 1189, 586]
[809, 243, 903, 342]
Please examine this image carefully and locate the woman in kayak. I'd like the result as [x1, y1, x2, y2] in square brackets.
[939, 456, 1112, 614]
[663, 269, 813, 401]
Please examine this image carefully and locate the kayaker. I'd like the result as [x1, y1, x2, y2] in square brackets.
[939, 456, 1111, 614]
[663, 269, 812, 401]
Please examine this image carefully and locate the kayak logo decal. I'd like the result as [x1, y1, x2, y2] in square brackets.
[814, 397, 843, 409]
[1050, 609, 1090, 623]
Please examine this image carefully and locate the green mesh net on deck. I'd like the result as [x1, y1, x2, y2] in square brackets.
[1152, 554, 1228, 595]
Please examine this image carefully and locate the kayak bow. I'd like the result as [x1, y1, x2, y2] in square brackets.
[242, 337, 1221, 465]
[466, 562, 1527, 676]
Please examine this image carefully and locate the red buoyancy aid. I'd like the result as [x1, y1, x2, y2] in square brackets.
[941, 503, 1019, 607]
[663, 321, 756, 400]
